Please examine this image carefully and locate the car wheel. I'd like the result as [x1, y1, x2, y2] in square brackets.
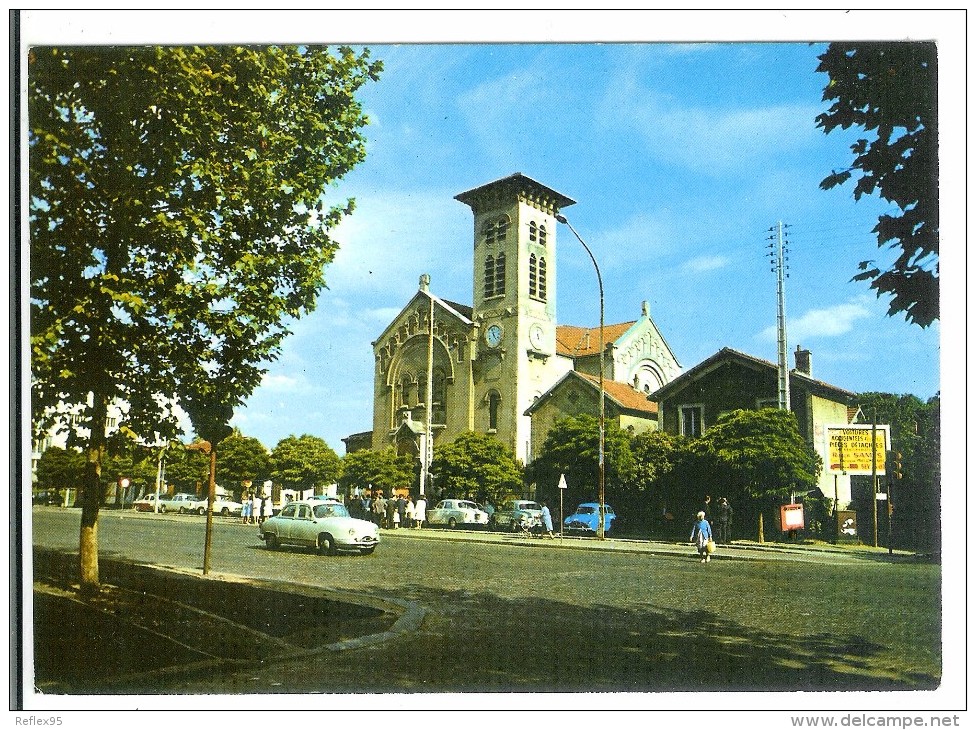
[178, 506, 186, 514]
[361, 546, 376, 556]
[220, 507, 229, 516]
[448, 517, 458, 528]
[317, 533, 337, 556]
[264, 533, 278, 550]
[197, 506, 206, 516]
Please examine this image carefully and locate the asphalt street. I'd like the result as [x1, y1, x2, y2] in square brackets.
[28, 507, 941, 696]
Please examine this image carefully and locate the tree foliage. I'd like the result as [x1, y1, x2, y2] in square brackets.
[214, 431, 270, 495]
[29, 45, 380, 591]
[430, 432, 523, 504]
[816, 42, 938, 327]
[528, 415, 634, 508]
[269, 434, 341, 494]
[339, 448, 414, 496]
[34, 445, 85, 492]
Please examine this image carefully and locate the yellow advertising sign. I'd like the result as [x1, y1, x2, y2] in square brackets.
[825, 426, 889, 475]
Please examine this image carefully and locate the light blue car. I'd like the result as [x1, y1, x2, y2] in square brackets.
[563, 502, 617, 536]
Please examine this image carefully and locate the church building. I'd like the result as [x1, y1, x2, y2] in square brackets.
[367, 173, 680, 483]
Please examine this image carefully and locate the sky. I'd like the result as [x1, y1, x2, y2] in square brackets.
[21, 10, 960, 456]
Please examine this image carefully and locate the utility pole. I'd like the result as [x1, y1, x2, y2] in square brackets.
[767, 222, 791, 411]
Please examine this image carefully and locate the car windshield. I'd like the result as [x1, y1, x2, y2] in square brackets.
[520, 502, 540, 510]
[457, 501, 478, 510]
[313, 504, 350, 519]
[577, 506, 597, 514]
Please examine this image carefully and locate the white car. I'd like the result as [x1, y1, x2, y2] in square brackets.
[190, 496, 244, 516]
[427, 499, 489, 529]
[157, 493, 200, 513]
[259, 500, 379, 555]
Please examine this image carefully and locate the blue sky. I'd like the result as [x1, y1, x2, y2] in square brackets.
[231, 41, 943, 453]
[22, 11, 956, 455]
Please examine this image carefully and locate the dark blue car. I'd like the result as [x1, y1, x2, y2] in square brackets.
[563, 502, 617, 536]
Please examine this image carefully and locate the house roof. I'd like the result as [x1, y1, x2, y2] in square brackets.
[648, 347, 857, 403]
[525, 370, 658, 418]
[555, 322, 637, 357]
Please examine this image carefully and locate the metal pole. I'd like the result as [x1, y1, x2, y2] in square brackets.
[871, 414, 878, 548]
[556, 214, 606, 539]
[203, 446, 216, 575]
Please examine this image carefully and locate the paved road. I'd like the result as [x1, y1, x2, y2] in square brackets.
[30, 508, 941, 694]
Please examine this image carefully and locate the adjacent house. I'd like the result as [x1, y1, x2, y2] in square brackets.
[649, 345, 859, 506]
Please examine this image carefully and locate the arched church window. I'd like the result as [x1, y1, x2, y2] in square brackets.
[432, 369, 447, 426]
[494, 252, 506, 296]
[488, 391, 501, 432]
[538, 256, 547, 300]
[399, 374, 413, 407]
[417, 373, 427, 405]
[484, 255, 496, 298]
[528, 253, 538, 298]
[529, 221, 538, 242]
[538, 224, 547, 246]
[483, 216, 510, 245]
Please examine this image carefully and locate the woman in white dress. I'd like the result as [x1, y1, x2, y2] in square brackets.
[413, 496, 426, 529]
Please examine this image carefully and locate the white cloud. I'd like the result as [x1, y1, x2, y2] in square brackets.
[759, 299, 873, 341]
[683, 255, 730, 274]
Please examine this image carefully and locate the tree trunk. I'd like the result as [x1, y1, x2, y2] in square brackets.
[758, 511, 765, 544]
[78, 392, 108, 598]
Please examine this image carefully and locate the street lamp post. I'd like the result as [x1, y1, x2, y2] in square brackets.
[555, 213, 606, 540]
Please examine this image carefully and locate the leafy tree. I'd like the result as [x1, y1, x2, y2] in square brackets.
[699, 409, 822, 540]
[623, 429, 687, 527]
[856, 392, 940, 551]
[816, 42, 938, 327]
[339, 448, 414, 497]
[158, 447, 211, 495]
[29, 45, 381, 593]
[34, 446, 85, 493]
[528, 415, 634, 509]
[214, 431, 270, 497]
[430, 432, 523, 504]
[269, 434, 341, 495]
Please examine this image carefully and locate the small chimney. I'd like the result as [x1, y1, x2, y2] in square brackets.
[794, 345, 811, 376]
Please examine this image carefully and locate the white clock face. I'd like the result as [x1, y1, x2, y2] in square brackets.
[485, 324, 503, 348]
[529, 324, 544, 349]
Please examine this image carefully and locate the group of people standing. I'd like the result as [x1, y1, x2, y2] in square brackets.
[356, 492, 427, 530]
[690, 495, 733, 564]
[240, 490, 274, 525]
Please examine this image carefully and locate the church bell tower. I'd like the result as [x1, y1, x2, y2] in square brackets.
[455, 173, 575, 463]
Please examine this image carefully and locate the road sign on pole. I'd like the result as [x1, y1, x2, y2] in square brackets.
[557, 474, 567, 536]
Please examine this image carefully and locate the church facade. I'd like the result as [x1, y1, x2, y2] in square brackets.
[368, 173, 680, 480]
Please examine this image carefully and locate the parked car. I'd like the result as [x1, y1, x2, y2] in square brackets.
[427, 499, 489, 528]
[191, 496, 244, 516]
[32, 490, 62, 506]
[563, 502, 617, 536]
[492, 499, 543, 531]
[133, 494, 164, 512]
[157, 493, 200, 513]
[258, 500, 379, 555]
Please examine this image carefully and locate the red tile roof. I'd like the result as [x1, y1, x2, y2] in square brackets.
[556, 322, 636, 357]
[575, 372, 658, 415]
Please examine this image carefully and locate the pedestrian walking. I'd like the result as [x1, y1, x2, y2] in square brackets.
[414, 496, 427, 529]
[540, 501, 555, 538]
[261, 492, 275, 523]
[251, 491, 262, 525]
[405, 496, 415, 528]
[690, 510, 714, 563]
[717, 497, 734, 544]
[385, 494, 397, 529]
[372, 493, 386, 527]
[397, 494, 407, 528]
[241, 490, 252, 524]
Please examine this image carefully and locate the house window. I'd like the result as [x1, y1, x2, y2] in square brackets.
[679, 405, 704, 437]
[488, 391, 501, 432]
